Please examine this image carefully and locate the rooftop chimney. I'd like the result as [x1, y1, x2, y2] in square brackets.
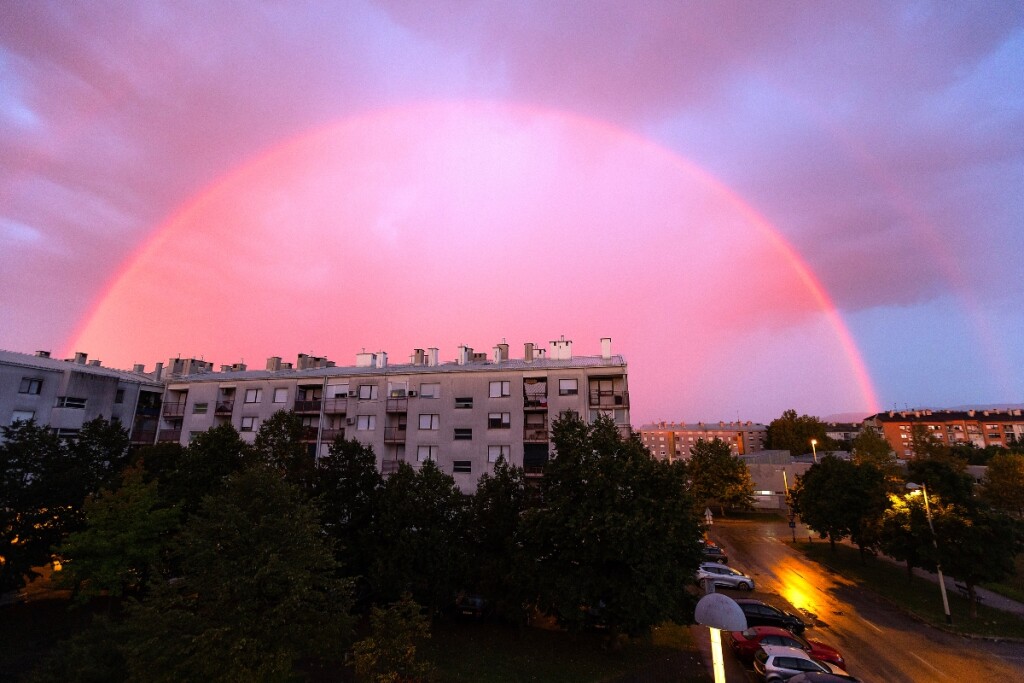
[133, 364, 145, 373]
[413, 348, 425, 365]
[549, 336, 572, 360]
[427, 348, 439, 367]
[35, 350, 51, 358]
[266, 356, 282, 372]
[494, 342, 509, 363]
[601, 337, 612, 359]
[87, 359, 101, 367]
[74, 351, 88, 364]
[524, 342, 534, 362]
[376, 352, 387, 368]
[458, 345, 472, 365]
[355, 350, 376, 368]
[154, 362, 164, 380]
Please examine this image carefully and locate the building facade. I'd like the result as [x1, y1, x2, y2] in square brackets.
[864, 409, 1024, 458]
[638, 421, 767, 461]
[0, 349, 164, 440]
[153, 337, 629, 491]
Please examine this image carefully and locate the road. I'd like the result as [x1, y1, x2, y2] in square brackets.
[692, 517, 1024, 682]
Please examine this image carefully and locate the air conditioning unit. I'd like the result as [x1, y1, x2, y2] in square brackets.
[346, 417, 355, 425]
[407, 390, 418, 397]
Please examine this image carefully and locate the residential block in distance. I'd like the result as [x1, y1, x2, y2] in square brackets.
[638, 420, 767, 461]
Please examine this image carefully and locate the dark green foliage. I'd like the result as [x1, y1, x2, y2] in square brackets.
[53, 465, 179, 602]
[466, 456, 531, 622]
[906, 455, 975, 508]
[851, 428, 901, 486]
[982, 453, 1024, 518]
[370, 460, 469, 612]
[685, 437, 755, 514]
[352, 593, 434, 682]
[524, 413, 703, 636]
[766, 409, 836, 454]
[254, 409, 315, 490]
[879, 491, 935, 580]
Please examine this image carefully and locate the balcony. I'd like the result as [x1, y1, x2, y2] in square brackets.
[294, 399, 322, 413]
[320, 427, 344, 442]
[524, 425, 548, 442]
[524, 397, 548, 410]
[215, 400, 234, 415]
[162, 401, 186, 417]
[157, 428, 181, 443]
[381, 459, 405, 475]
[386, 397, 409, 413]
[384, 425, 408, 443]
[300, 426, 320, 441]
[323, 397, 347, 414]
[589, 390, 629, 408]
[130, 429, 157, 444]
[523, 465, 545, 478]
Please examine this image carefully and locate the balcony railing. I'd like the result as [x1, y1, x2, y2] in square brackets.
[320, 427, 344, 442]
[384, 426, 408, 443]
[386, 397, 409, 413]
[130, 429, 157, 444]
[322, 397, 347, 413]
[157, 428, 181, 443]
[524, 425, 548, 442]
[523, 465, 545, 478]
[161, 402, 186, 417]
[381, 459, 405, 475]
[300, 426, 320, 440]
[523, 398, 548, 410]
[588, 390, 629, 408]
[135, 405, 161, 417]
[294, 399, 322, 413]
[215, 400, 234, 414]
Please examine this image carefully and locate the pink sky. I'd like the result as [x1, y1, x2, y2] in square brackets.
[2, 2, 1022, 423]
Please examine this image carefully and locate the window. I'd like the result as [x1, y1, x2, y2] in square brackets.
[19, 378, 43, 395]
[56, 396, 87, 409]
[419, 383, 440, 398]
[357, 415, 376, 431]
[558, 379, 578, 396]
[455, 396, 473, 409]
[453, 460, 471, 474]
[240, 416, 257, 432]
[454, 428, 473, 440]
[326, 383, 349, 399]
[10, 410, 34, 424]
[417, 445, 437, 462]
[418, 413, 439, 430]
[114, 389, 125, 404]
[489, 380, 511, 398]
[244, 388, 262, 404]
[488, 412, 511, 429]
[273, 388, 288, 403]
[358, 384, 379, 400]
[192, 403, 208, 414]
[488, 445, 510, 463]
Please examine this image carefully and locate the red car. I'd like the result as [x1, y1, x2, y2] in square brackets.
[729, 626, 845, 669]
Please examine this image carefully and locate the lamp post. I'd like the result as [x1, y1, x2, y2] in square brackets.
[907, 482, 952, 625]
[810, 438, 818, 463]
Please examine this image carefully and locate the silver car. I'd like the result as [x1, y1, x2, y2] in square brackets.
[696, 562, 755, 590]
[753, 645, 850, 682]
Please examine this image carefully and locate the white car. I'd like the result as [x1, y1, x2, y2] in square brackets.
[753, 644, 850, 682]
[696, 562, 754, 590]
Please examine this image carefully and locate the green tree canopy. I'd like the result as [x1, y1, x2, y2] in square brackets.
[685, 437, 755, 514]
[523, 412, 703, 637]
[766, 409, 835, 454]
[981, 453, 1024, 518]
[253, 409, 314, 490]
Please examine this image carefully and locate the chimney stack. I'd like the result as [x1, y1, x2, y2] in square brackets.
[376, 352, 387, 368]
[35, 350, 51, 358]
[427, 348, 439, 367]
[601, 337, 612, 359]
[266, 356, 282, 371]
[458, 345, 472, 365]
[133, 364, 145, 373]
[524, 342, 534, 362]
[154, 362, 164, 380]
[74, 351, 88, 364]
[413, 348, 425, 365]
[87, 359, 101, 367]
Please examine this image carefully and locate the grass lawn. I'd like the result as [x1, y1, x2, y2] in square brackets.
[796, 542, 1024, 639]
[984, 553, 1024, 603]
[423, 619, 710, 683]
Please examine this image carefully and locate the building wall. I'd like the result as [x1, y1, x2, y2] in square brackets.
[639, 421, 767, 461]
[865, 409, 1024, 458]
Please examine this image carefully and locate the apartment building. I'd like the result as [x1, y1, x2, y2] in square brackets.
[864, 408, 1024, 458]
[154, 337, 629, 491]
[638, 420, 767, 461]
[0, 349, 164, 440]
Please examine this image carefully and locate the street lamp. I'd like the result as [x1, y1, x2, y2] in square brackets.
[907, 482, 952, 625]
[810, 438, 818, 463]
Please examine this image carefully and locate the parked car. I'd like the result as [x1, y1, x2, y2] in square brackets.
[753, 644, 849, 681]
[729, 626, 845, 668]
[733, 598, 806, 635]
[702, 544, 729, 564]
[788, 673, 862, 683]
[696, 562, 754, 590]
[453, 592, 488, 619]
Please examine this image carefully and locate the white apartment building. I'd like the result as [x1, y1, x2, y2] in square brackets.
[154, 337, 629, 491]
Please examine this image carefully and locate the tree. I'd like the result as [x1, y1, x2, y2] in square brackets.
[352, 593, 433, 683]
[686, 438, 755, 514]
[792, 455, 888, 557]
[906, 456, 974, 508]
[879, 491, 935, 581]
[465, 456, 531, 623]
[253, 410, 314, 490]
[523, 413, 703, 638]
[53, 465, 179, 602]
[118, 465, 354, 680]
[981, 453, 1024, 518]
[370, 460, 468, 612]
[766, 409, 835, 455]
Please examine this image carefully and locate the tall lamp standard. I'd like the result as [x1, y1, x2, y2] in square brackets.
[907, 482, 953, 625]
[810, 438, 818, 463]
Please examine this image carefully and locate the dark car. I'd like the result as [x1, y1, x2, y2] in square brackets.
[702, 544, 729, 564]
[729, 626, 844, 668]
[454, 592, 488, 619]
[733, 598, 806, 635]
[788, 673, 862, 682]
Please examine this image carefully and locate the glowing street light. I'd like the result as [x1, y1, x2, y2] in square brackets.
[907, 482, 953, 625]
[810, 438, 818, 463]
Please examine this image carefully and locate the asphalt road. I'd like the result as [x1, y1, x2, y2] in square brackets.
[692, 517, 1024, 682]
